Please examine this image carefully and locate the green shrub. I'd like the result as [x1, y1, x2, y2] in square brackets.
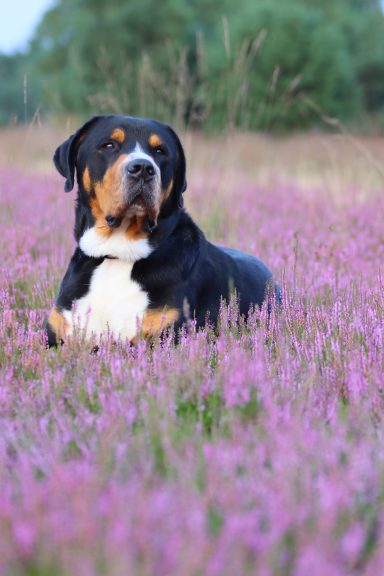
[1, 0, 384, 131]
[204, 1, 360, 130]
[0, 53, 41, 124]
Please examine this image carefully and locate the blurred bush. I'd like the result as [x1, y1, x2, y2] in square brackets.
[0, 53, 41, 124]
[205, 1, 359, 130]
[1, 0, 384, 131]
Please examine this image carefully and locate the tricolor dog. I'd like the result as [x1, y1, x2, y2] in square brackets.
[47, 115, 279, 345]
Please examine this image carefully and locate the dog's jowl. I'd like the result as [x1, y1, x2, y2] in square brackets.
[47, 115, 280, 345]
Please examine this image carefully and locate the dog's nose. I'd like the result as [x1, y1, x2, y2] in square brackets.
[127, 159, 155, 182]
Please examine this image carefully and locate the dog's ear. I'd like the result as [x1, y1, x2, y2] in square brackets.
[53, 116, 102, 192]
[166, 124, 187, 195]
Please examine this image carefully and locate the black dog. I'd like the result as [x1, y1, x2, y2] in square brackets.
[47, 115, 279, 345]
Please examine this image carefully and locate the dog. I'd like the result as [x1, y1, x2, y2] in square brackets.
[46, 115, 280, 345]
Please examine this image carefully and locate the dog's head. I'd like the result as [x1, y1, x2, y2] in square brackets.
[54, 115, 187, 238]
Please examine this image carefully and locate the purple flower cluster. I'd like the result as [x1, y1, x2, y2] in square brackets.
[0, 166, 383, 575]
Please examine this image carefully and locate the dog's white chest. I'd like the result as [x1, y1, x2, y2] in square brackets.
[63, 259, 149, 340]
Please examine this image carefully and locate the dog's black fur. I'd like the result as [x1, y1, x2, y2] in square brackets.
[47, 115, 279, 345]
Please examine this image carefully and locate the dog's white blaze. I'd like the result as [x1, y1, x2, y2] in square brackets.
[79, 226, 152, 261]
[126, 143, 160, 169]
[79, 142, 161, 260]
[62, 259, 149, 340]
[119, 142, 161, 197]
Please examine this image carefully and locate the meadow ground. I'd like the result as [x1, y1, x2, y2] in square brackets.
[0, 124, 383, 575]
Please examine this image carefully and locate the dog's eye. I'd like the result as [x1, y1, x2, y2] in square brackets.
[100, 141, 117, 151]
[155, 145, 166, 156]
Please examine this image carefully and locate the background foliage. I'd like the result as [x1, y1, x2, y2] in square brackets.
[1, 0, 384, 131]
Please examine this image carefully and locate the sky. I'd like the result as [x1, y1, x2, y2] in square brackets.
[1, 0, 384, 55]
[0, 0, 54, 54]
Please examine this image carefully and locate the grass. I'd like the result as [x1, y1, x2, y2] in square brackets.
[0, 123, 383, 575]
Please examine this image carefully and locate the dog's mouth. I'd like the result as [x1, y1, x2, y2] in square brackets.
[105, 183, 160, 232]
[128, 190, 150, 213]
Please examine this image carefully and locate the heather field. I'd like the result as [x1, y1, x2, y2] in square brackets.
[1, 127, 384, 575]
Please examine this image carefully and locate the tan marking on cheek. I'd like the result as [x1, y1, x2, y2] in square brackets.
[148, 134, 162, 148]
[48, 308, 69, 342]
[110, 128, 125, 143]
[124, 215, 148, 241]
[162, 178, 174, 203]
[89, 198, 112, 238]
[140, 307, 179, 337]
[82, 166, 92, 193]
[92, 154, 127, 234]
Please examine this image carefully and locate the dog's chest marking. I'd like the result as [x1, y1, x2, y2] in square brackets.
[79, 225, 152, 261]
[63, 259, 149, 340]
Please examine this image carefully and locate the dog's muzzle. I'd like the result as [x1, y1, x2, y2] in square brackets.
[105, 156, 160, 230]
[124, 157, 160, 220]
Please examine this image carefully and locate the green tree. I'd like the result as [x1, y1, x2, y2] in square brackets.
[1, 0, 384, 130]
[30, 0, 195, 118]
[204, 0, 360, 130]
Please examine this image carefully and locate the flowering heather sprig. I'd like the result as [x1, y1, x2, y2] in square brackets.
[0, 166, 383, 575]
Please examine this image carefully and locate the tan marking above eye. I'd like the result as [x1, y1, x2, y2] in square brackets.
[110, 128, 126, 144]
[148, 134, 162, 148]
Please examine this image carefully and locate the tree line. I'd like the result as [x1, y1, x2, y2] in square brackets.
[1, 0, 384, 131]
